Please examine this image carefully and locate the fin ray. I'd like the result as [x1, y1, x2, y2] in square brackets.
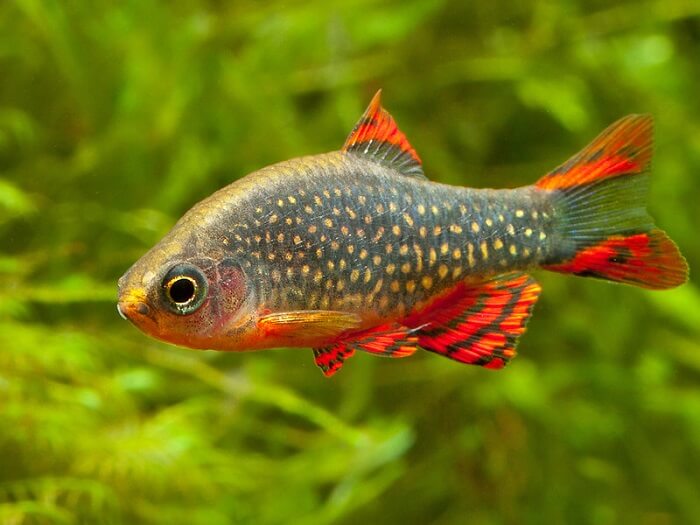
[313, 346, 355, 377]
[312, 323, 418, 377]
[537, 115, 652, 191]
[536, 115, 688, 289]
[258, 310, 362, 340]
[351, 323, 419, 358]
[404, 273, 541, 369]
[343, 90, 425, 178]
[544, 229, 688, 289]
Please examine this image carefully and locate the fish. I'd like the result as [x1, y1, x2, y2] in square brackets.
[117, 90, 688, 377]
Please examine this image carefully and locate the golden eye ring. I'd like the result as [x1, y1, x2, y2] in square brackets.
[161, 264, 208, 315]
[166, 275, 198, 305]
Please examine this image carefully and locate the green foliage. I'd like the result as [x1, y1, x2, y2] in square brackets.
[1, 1, 699, 523]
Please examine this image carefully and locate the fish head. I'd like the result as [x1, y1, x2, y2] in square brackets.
[117, 238, 257, 350]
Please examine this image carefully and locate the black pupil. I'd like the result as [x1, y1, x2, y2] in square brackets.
[169, 278, 196, 304]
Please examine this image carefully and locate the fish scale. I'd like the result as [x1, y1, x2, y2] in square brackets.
[117, 90, 687, 377]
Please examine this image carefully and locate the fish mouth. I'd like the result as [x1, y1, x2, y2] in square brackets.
[117, 288, 157, 326]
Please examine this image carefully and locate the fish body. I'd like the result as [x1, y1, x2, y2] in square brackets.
[172, 153, 553, 337]
[118, 91, 688, 376]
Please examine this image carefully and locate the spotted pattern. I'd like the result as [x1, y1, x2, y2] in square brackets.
[212, 152, 555, 322]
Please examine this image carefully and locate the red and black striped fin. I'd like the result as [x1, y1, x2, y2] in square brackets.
[535, 115, 688, 289]
[350, 323, 419, 358]
[404, 273, 541, 369]
[313, 323, 418, 377]
[342, 90, 425, 178]
[313, 345, 356, 377]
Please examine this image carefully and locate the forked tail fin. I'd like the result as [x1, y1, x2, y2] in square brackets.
[537, 115, 688, 289]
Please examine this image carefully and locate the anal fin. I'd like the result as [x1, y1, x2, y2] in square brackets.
[404, 273, 541, 369]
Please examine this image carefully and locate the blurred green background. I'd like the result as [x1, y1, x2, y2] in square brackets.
[1, 1, 699, 524]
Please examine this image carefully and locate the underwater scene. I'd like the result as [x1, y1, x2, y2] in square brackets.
[1, 2, 700, 524]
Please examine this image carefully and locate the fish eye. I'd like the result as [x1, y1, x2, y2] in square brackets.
[169, 276, 197, 303]
[162, 264, 208, 315]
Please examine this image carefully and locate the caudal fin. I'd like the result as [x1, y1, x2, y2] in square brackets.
[537, 115, 688, 290]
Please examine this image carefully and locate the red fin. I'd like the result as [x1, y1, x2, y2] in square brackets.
[342, 90, 424, 178]
[313, 345, 355, 377]
[351, 323, 419, 358]
[544, 229, 688, 290]
[313, 323, 417, 377]
[536, 115, 652, 190]
[404, 273, 541, 369]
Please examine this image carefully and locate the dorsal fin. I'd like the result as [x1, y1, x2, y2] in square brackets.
[342, 90, 425, 179]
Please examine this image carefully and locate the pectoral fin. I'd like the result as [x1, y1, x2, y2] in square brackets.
[258, 310, 362, 341]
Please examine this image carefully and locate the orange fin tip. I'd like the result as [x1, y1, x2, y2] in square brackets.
[537, 114, 653, 191]
[343, 89, 425, 178]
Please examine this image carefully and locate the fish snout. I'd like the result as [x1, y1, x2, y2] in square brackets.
[117, 288, 155, 324]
